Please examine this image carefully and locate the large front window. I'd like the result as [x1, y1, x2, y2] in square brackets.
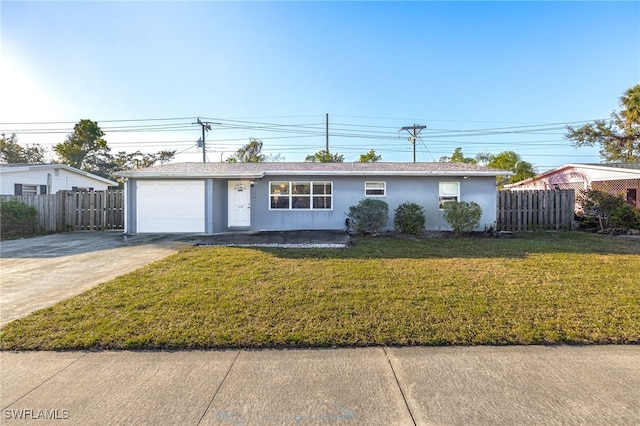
[270, 181, 332, 210]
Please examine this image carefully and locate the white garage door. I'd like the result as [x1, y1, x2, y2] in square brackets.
[137, 180, 205, 232]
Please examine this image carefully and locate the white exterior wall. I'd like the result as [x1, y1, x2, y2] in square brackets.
[1, 167, 113, 195]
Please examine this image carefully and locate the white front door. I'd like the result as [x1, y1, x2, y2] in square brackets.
[228, 181, 251, 227]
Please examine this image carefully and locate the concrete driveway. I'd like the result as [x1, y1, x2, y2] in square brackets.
[0, 232, 193, 326]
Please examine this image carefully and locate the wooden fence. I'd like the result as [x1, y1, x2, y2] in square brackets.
[1, 190, 124, 233]
[496, 189, 575, 231]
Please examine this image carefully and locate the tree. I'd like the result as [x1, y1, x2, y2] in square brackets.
[0, 134, 49, 164]
[359, 149, 382, 163]
[439, 147, 536, 187]
[487, 151, 536, 188]
[54, 120, 175, 181]
[98, 150, 176, 183]
[305, 149, 344, 163]
[439, 147, 477, 164]
[451, 147, 475, 163]
[54, 119, 110, 171]
[226, 138, 267, 163]
[565, 84, 640, 163]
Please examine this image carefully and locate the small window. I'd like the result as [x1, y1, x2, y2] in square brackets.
[365, 181, 386, 196]
[21, 184, 38, 195]
[439, 182, 459, 209]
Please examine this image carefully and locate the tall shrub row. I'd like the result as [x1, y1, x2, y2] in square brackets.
[347, 199, 483, 237]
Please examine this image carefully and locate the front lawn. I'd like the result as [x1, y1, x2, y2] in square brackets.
[1, 232, 639, 350]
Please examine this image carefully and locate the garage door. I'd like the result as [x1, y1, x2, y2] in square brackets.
[137, 180, 205, 232]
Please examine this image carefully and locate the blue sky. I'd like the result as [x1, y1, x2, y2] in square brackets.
[1, 1, 639, 171]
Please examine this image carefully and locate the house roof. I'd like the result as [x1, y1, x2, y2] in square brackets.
[505, 162, 640, 188]
[115, 162, 512, 179]
[0, 163, 118, 186]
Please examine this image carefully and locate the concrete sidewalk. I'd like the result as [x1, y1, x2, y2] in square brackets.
[1, 346, 638, 425]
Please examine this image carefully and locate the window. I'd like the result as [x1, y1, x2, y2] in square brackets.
[439, 182, 459, 209]
[14, 184, 47, 195]
[270, 181, 332, 210]
[365, 181, 386, 196]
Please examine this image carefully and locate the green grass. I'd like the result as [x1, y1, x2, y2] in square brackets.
[1, 232, 639, 350]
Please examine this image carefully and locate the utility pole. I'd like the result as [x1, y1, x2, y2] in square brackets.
[193, 118, 216, 163]
[325, 113, 329, 153]
[400, 124, 426, 163]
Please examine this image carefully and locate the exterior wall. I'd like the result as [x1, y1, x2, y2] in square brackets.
[124, 179, 137, 233]
[1, 168, 112, 195]
[126, 174, 499, 234]
[211, 179, 228, 233]
[250, 175, 497, 232]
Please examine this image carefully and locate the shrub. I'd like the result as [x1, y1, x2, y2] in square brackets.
[394, 202, 426, 235]
[0, 198, 39, 240]
[442, 201, 482, 236]
[347, 198, 389, 235]
[581, 189, 640, 231]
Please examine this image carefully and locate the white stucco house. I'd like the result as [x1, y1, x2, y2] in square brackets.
[505, 163, 640, 210]
[0, 164, 117, 195]
[116, 162, 511, 234]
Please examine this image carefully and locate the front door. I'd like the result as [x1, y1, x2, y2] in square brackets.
[228, 181, 251, 227]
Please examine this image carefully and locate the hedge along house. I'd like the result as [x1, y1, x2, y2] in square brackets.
[115, 162, 511, 234]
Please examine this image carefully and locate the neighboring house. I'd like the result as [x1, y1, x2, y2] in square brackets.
[116, 162, 510, 234]
[0, 164, 117, 195]
[505, 163, 640, 210]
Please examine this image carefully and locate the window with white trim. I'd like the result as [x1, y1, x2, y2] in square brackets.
[365, 181, 386, 196]
[439, 182, 459, 209]
[270, 181, 332, 210]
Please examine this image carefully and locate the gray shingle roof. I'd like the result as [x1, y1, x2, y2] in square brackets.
[115, 162, 511, 178]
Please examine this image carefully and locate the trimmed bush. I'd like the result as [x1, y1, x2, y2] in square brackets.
[394, 202, 426, 235]
[347, 198, 389, 235]
[442, 201, 482, 236]
[0, 198, 38, 240]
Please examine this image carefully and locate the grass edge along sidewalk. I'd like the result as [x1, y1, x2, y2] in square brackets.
[1, 232, 639, 350]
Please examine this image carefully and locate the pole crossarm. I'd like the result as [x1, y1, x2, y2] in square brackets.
[400, 124, 427, 163]
[192, 117, 220, 163]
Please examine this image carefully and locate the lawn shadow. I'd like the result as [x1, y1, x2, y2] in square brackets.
[239, 231, 640, 260]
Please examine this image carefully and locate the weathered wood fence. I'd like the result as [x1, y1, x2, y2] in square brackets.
[496, 189, 575, 231]
[1, 190, 124, 232]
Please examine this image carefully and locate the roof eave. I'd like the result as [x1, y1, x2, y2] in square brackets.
[1, 163, 118, 186]
[116, 170, 512, 179]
